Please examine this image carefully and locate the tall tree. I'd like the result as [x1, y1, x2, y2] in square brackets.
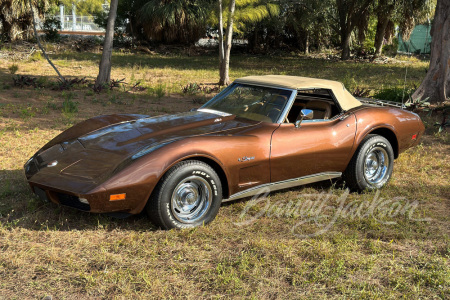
[412, 0, 449, 103]
[287, 0, 334, 53]
[216, 0, 279, 85]
[218, 0, 225, 82]
[218, 0, 236, 86]
[95, 0, 118, 89]
[373, 0, 396, 57]
[336, 0, 373, 60]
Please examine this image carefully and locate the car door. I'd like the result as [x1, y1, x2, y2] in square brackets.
[270, 113, 357, 182]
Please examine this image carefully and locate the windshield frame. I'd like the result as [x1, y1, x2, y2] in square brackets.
[200, 83, 297, 124]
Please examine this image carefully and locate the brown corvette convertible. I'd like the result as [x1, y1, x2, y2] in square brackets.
[24, 75, 425, 229]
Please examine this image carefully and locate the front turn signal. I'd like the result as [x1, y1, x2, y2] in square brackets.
[110, 193, 126, 201]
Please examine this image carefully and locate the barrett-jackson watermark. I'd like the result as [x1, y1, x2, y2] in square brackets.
[234, 188, 432, 238]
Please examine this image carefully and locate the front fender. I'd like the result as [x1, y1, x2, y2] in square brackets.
[97, 133, 271, 214]
[96, 138, 230, 214]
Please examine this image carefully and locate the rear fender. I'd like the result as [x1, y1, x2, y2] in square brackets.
[353, 107, 423, 158]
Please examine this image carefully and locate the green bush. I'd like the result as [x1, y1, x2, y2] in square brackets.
[61, 92, 78, 113]
[373, 86, 415, 102]
[8, 64, 18, 75]
[154, 83, 166, 99]
[382, 38, 399, 57]
[29, 51, 43, 62]
[43, 16, 61, 42]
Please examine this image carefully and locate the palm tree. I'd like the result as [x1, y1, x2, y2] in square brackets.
[0, 0, 50, 41]
[138, 0, 211, 44]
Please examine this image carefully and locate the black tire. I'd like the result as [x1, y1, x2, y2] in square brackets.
[343, 134, 394, 192]
[147, 160, 223, 229]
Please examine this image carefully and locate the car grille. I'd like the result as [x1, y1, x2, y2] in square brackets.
[57, 193, 90, 211]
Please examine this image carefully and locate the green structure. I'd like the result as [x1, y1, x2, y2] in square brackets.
[398, 24, 432, 54]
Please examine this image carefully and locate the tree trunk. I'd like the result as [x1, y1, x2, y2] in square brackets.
[1, 20, 12, 41]
[95, 0, 119, 89]
[374, 0, 394, 58]
[337, 0, 352, 60]
[337, 0, 373, 60]
[305, 32, 309, 54]
[341, 31, 352, 60]
[412, 0, 450, 103]
[219, 0, 235, 86]
[374, 16, 390, 57]
[218, 0, 225, 81]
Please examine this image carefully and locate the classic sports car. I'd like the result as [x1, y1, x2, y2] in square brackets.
[24, 75, 425, 229]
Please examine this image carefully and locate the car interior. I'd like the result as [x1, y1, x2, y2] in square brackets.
[285, 89, 341, 123]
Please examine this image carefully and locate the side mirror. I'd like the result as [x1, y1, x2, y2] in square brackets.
[295, 109, 313, 128]
[190, 108, 197, 112]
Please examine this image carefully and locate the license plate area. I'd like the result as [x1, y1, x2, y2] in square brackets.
[34, 186, 49, 202]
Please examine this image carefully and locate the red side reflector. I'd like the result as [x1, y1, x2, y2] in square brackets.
[412, 134, 417, 140]
[110, 193, 126, 201]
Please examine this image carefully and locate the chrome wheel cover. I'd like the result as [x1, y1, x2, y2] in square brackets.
[171, 176, 212, 223]
[364, 147, 389, 185]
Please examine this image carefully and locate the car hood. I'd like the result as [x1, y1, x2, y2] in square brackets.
[76, 110, 258, 156]
[27, 110, 259, 187]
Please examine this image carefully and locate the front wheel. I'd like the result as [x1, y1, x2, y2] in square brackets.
[147, 160, 223, 229]
[343, 134, 394, 191]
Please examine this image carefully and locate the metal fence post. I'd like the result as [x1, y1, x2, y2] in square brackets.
[72, 3, 76, 31]
[60, 5, 64, 29]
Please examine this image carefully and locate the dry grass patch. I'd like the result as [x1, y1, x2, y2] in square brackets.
[0, 47, 448, 299]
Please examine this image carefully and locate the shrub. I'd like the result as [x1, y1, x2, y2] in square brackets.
[351, 87, 371, 98]
[12, 75, 42, 88]
[373, 86, 415, 103]
[61, 92, 78, 114]
[154, 83, 166, 99]
[43, 16, 61, 42]
[182, 82, 201, 95]
[8, 64, 18, 75]
[182, 82, 220, 95]
[29, 51, 44, 62]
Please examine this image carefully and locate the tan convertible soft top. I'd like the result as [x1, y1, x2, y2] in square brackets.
[234, 75, 362, 111]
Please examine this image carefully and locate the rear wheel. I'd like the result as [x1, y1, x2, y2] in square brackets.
[147, 160, 222, 229]
[343, 134, 394, 191]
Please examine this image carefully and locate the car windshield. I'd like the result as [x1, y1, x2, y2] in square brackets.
[200, 83, 293, 123]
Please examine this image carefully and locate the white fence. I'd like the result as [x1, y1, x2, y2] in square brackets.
[53, 15, 104, 32]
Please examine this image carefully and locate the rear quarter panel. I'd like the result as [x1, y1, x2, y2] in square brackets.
[352, 106, 424, 157]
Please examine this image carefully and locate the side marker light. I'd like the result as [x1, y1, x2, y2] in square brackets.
[110, 193, 126, 201]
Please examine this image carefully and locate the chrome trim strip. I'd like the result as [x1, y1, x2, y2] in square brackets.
[223, 172, 342, 202]
[197, 108, 232, 117]
[277, 88, 298, 124]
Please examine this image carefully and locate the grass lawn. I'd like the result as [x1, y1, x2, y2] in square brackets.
[0, 48, 448, 299]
